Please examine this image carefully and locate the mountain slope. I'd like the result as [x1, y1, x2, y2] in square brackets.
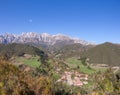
[82, 42, 120, 66]
[0, 43, 44, 57]
[53, 43, 94, 59]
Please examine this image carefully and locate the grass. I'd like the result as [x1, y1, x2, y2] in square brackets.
[91, 66, 108, 72]
[52, 73, 61, 80]
[15, 57, 41, 68]
[23, 58, 40, 68]
[66, 57, 95, 74]
[79, 65, 95, 74]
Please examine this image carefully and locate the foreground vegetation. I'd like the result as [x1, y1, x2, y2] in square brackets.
[0, 55, 120, 95]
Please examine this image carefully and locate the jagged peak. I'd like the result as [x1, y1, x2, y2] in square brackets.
[21, 32, 38, 35]
[0, 32, 94, 45]
[41, 33, 51, 37]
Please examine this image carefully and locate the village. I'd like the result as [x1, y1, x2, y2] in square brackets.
[57, 71, 88, 87]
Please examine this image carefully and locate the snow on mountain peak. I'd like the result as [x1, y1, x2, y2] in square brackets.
[0, 32, 94, 45]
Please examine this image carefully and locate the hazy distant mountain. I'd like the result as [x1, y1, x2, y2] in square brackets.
[0, 32, 94, 46]
[82, 42, 120, 66]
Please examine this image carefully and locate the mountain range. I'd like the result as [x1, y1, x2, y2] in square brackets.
[0, 32, 94, 46]
[1, 32, 120, 66]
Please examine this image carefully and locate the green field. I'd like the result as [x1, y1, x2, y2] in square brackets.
[66, 57, 109, 74]
[16, 57, 41, 68]
[66, 57, 95, 74]
[91, 66, 108, 72]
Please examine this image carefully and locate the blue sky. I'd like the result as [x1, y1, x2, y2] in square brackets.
[0, 0, 120, 44]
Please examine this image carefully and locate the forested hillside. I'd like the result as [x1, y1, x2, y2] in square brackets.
[82, 42, 120, 66]
[0, 43, 44, 58]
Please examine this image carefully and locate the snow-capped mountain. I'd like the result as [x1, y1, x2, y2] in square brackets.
[0, 32, 94, 45]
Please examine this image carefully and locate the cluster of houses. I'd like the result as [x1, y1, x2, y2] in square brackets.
[57, 71, 88, 87]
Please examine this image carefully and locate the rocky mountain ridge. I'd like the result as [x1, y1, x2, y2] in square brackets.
[0, 32, 94, 45]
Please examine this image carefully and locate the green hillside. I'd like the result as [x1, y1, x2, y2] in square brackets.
[0, 43, 44, 58]
[15, 56, 40, 68]
[82, 42, 120, 66]
[66, 57, 95, 74]
[54, 43, 93, 59]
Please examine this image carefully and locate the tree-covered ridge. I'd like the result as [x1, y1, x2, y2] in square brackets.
[0, 43, 44, 58]
[82, 42, 120, 66]
[53, 43, 93, 59]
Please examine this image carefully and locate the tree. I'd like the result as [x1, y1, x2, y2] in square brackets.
[80, 57, 87, 66]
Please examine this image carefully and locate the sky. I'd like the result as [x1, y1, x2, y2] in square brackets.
[0, 0, 120, 44]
